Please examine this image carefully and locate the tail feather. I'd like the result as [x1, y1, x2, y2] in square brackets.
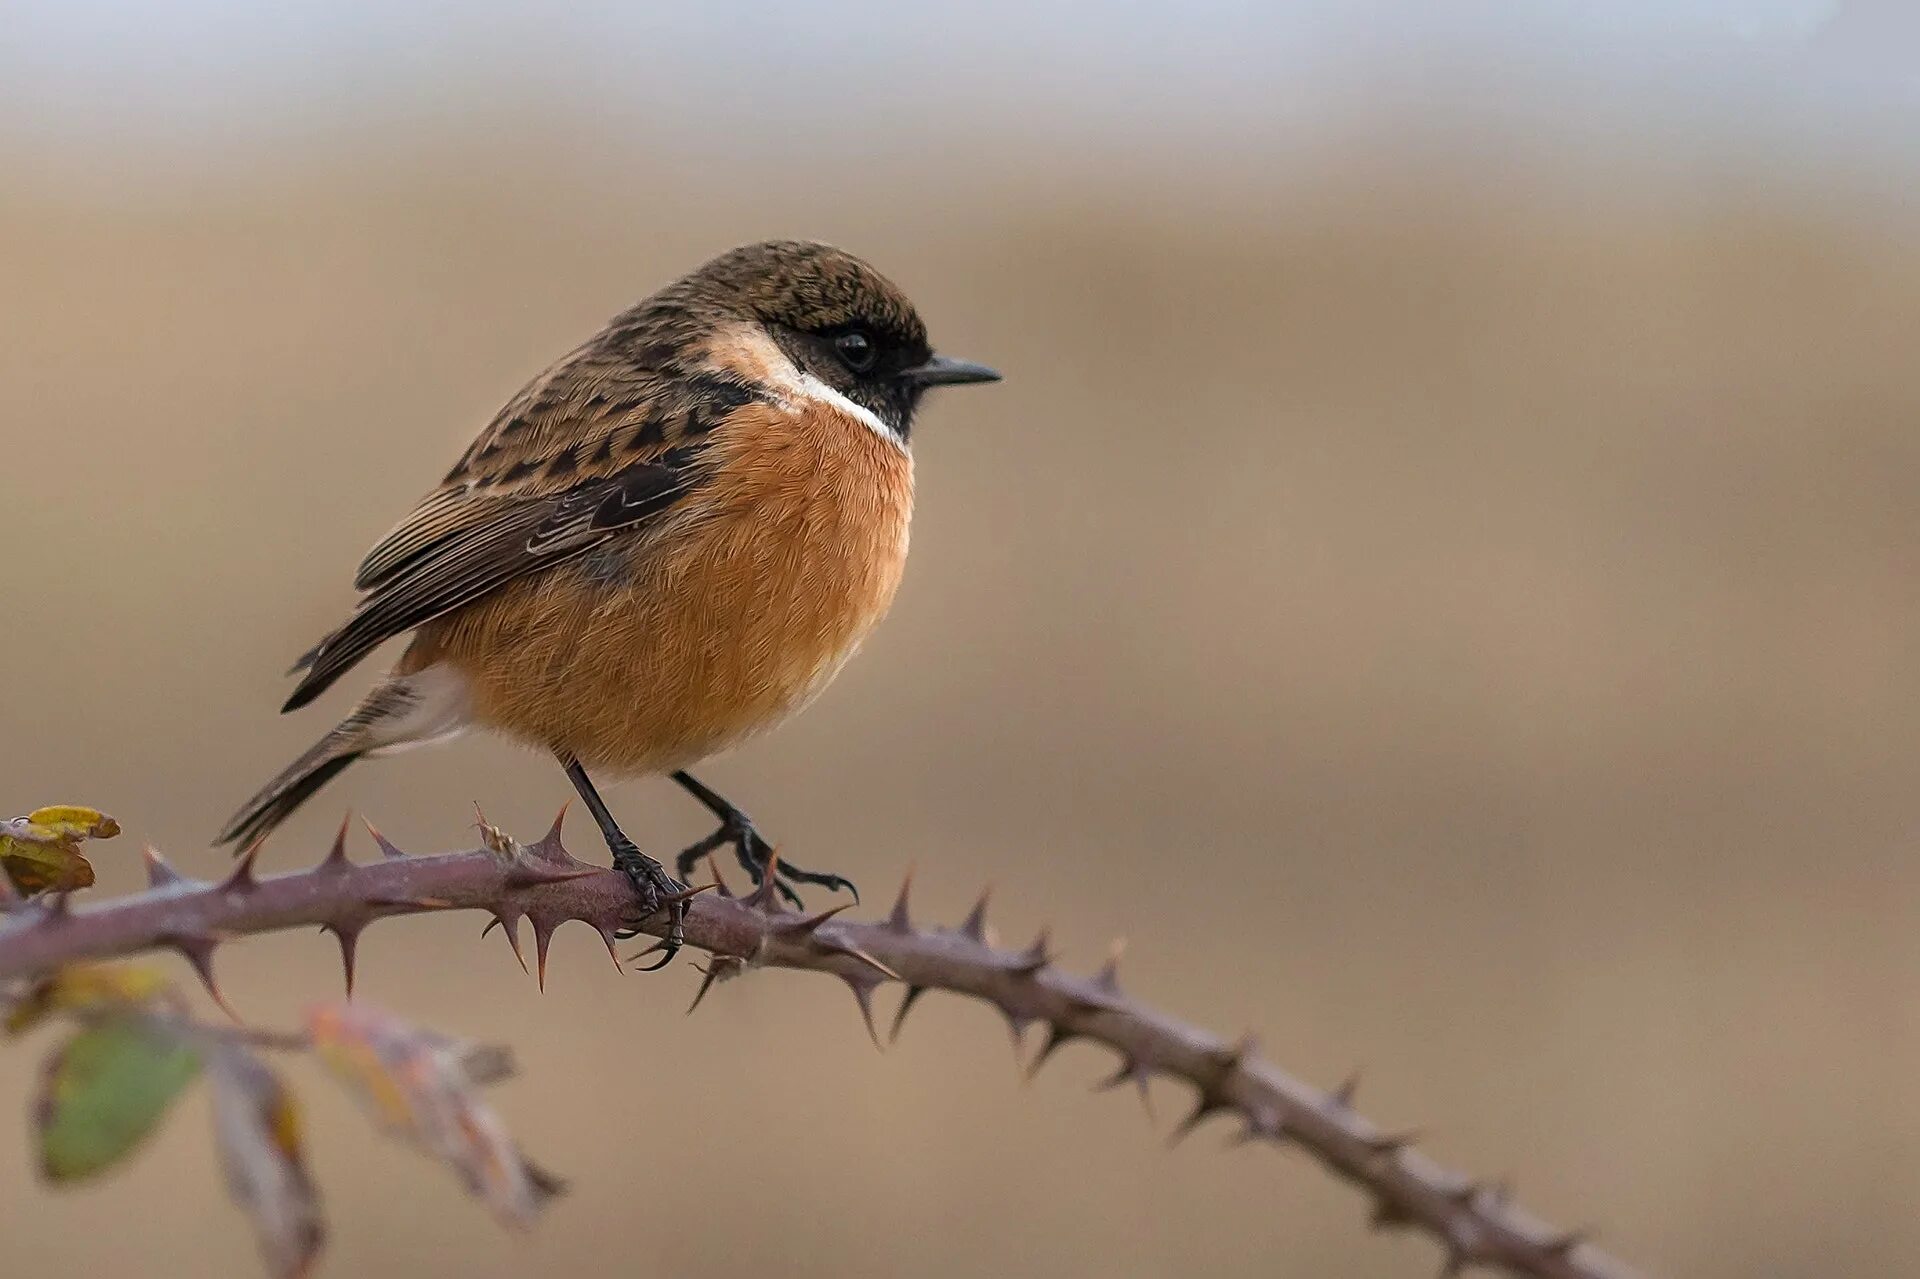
[216, 742, 361, 849]
[219, 665, 472, 849]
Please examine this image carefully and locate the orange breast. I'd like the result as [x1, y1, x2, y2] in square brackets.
[408, 401, 913, 773]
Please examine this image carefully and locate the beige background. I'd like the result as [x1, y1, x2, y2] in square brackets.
[5, 73, 1919, 1279]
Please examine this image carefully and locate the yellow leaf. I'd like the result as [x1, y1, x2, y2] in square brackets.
[0, 806, 119, 896]
[5, 963, 178, 1035]
[23, 807, 122, 842]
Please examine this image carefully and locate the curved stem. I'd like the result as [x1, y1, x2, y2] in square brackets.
[0, 817, 1640, 1279]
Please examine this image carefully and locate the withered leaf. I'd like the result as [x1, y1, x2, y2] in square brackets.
[208, 1044, 325, 1279]
[1, 806, 121, 895]
[35, 1014, 201, 1181]
[307, 1002, 561, 1227]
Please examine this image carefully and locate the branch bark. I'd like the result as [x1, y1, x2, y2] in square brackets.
[0, 814, 1642, 1279]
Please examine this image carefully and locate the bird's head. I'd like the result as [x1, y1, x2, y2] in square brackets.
[654, 239, 1000, 443]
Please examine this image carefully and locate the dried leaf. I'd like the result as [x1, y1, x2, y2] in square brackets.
[5, 962, 177, 1035]
[35, 1015, 201, 1181]
[307, 1002, 558, 1227]
[207, 1044, 324, 1279]
[0, 806, 120, 895]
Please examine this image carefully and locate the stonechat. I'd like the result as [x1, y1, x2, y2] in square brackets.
[218, 240, 1000, 966]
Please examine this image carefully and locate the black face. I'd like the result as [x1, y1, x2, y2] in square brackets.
[659, 241, 1000, 442]
[775, 317, 937, 440]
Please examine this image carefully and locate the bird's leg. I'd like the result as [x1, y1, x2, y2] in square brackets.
[560, 754, 686, 969]
[670, 770, 858, 908]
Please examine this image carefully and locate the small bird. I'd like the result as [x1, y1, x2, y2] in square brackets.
[218, 240, 1000, 965]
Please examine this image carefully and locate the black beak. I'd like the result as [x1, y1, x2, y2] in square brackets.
[901, 354, 1002, 387]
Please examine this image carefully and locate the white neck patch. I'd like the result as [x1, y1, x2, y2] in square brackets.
[704, 321, 910, 454]
[788, 371, 905, 451]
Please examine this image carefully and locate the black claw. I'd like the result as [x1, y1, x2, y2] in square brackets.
[608, 841, 686, 968]
[674, 829, 729, 881]
[778, 865, 860, 903]
[561, 753, 688, 969]
[628, 939, 677, 973]
[670, 791, 854, 909]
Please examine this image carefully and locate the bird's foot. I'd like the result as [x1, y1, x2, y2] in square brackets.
[674, 813, 858, 910]
[609, 839, 687, 969]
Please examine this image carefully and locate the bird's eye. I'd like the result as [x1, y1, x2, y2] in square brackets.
[834, 330, 876, 373]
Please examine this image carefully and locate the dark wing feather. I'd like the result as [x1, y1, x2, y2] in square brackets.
[281, 321, 766, 708]
[351, 488, 474, 592]
[283, 449, 703, 711]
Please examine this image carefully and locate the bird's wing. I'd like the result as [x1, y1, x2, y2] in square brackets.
[284, 350, 761, 711]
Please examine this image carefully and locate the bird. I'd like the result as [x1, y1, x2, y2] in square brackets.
[217, 240, 1000, 966]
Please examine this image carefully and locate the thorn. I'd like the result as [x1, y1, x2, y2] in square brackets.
[1061, 990, 1124, 1019]
[1009, 927, 1052, 974]
[687, 966, 722, 1014]
[1093, 937, 1126, 992]
[1230, 1105, 1286, 1145]
[319, 814, 353, 871]
[141, 844, 188, 889]
[1167, 1093, 1227, 1147]
[685, 954, 744, 1014]
[362, 818, 406, 860]
[740, 852, 788, 913]
[748, 849, 782, 906]
[1025, 1023, 1079, 1079]
[221, 838, 265, 892]
[514, 864, 605, 888]
[771, 903, 854, 937]
[533, 918, 557, 992]
[1095, 1055, 1155, 1119]
[1542, 1231, 1588, 1261]
[817, 940, 900, 982]
[367, 895, 452, 910]
[959, 887, 991, 943]
[998, 1003, 1034, 1056]
[506, 856, 602, 887]
[842, 975, 884, 1050]
[886, 866, 914, 933]
[1208, 1031, 1260, 1074]
[515, 808, 589, 877]
[704, 851, 733, 898]
[542, 802, 569, 849]
[888, 985, 928, 1044]
[321, 921, 361, 997]
[488, 913, 529, 975]
[1370, 1195, 1416, 1232]
[1364, 1130, 1420, 1159]
[596, 924, 622, 971]
[1331, 1070, 1362, 1110]
[662, 883, 715, 906]
[168, 934, 239, 1022]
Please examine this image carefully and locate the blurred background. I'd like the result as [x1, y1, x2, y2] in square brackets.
[3, 2, 1916, 1275]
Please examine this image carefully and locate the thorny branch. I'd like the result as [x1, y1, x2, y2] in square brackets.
[0, 813, 1642, 1279]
